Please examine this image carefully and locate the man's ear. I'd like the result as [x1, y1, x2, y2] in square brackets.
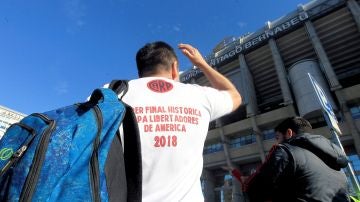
[285, 128, 294, 139]
[171, 60, 179, 81]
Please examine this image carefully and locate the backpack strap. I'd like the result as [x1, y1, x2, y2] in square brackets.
[91, 88, 121, 102]
[122, 103, 142, 201]
[108, 79, 142, 201]
[109, 80, 129, 100]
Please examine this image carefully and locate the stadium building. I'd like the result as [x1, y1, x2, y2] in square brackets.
[180, 0, 360, 201]
[0, 105, 26, 139]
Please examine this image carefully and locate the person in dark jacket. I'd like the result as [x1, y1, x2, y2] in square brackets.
[244, 116, 350, 202]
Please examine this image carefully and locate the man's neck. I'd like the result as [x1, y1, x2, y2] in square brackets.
[143, 72, 173, 80]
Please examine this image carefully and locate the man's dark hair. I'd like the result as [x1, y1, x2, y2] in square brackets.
[274, 116, 312, 134]
[136, 41, 178, 77]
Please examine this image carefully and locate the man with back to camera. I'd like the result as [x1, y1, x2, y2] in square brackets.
[114, 41, 241, 201]
[243, 116, 350, 202]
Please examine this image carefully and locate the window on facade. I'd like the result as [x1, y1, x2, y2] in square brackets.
[344, 154, 360, 195]
[344, 146, 360, 187]
[203, 143, 223, 154]
[350, 105, 360, 120]
[263, 129, 275, 140]
[348, 154, 360, 182]
[229, 134, 256, 148]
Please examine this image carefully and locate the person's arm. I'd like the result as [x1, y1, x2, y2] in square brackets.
[178, 43, 241, 111]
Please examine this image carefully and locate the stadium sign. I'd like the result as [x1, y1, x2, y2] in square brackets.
[180, 68, 202, 82]
[209, 12, 308, 67]
[181, 12, 309, 82]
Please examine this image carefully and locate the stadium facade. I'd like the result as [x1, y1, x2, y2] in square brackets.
[180, 0, 360, 201]
[0, 105, 26, 139]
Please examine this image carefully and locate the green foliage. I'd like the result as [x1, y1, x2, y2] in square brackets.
[350, 195, 360, 202]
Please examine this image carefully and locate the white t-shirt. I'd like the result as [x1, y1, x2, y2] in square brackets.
[113, 77, 233, 202]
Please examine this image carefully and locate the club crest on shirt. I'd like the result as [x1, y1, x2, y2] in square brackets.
[147, 79, 173, 93]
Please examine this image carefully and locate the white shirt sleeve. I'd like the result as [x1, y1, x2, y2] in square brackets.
[200, 86, 233, 121]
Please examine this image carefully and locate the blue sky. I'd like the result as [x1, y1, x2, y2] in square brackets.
[0, 0, 310, 114]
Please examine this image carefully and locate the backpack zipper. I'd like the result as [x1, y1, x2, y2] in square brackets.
[0, 123, 35, 176]
[1, 145, 28, 176]
[19, 114, 56, 202]
[90, 106, 102, 202]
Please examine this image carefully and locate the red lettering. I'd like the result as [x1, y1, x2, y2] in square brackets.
[147, 80, 173, 93]
[134, 107, 143, 114]
[144, 124, 153, 132]
[154, 135, 178, 147]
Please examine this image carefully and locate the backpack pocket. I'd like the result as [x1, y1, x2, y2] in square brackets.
[0, 122, 37, 176]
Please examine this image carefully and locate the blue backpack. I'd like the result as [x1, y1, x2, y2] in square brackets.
[0, 82, 142, 202]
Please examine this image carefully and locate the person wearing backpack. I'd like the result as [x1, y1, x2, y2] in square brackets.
[107, 41, 241, 202]
[0, 84, 142, 201]
[244, 116, 350, 202]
